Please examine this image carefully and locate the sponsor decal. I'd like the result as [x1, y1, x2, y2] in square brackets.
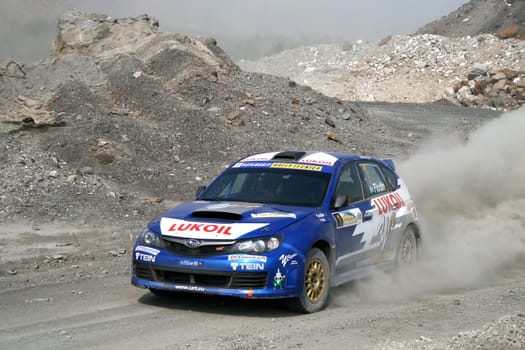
[251, 212, 297, 219]
[228, 254, 268, 262]
[370, 182, 386, 193]
[160, 218, 268, 239]
[232, 162, 272, 169]
[316, 213, 327, 222]
[135, 252, 156, 263]
[204, 203, 261, 210]
[270, 163, 323, 171]
[178, 260, 203, 267]
[298, 152, 338, 166]
[273, 268, 286, 290]
[240, 152, 279, 162]
[333, 208, 362, 228]
[230, 262, 265, 271]
[372, 192, 406, 215]
[279, 253, 298, 267]
[135, 245, 160, 256]
[174, 285, 206, 292]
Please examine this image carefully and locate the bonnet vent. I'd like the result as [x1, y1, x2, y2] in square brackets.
[192, 211, 242, 221]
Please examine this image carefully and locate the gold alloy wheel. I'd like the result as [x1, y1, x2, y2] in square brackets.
[305, 259, 326, 302]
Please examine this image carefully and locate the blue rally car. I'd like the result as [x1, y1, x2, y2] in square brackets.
[131, 151, 421, 313]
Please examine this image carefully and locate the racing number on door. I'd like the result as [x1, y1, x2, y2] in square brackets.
[358, 163, 401, 249]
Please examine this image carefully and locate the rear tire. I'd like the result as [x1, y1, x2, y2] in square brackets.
[396, 226, 418, 267]
[286, 248, 330, 313]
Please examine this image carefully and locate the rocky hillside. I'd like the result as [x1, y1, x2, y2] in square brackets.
[239, 0, 525, 110]
[239, 34, 525, 109]
[417, 0, 525, 39]
[1, 10, 425, 227]
[2, 5, 520, 227]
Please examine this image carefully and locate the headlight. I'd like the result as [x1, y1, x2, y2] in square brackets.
[139, 228, 162, 247]
[233, 236, 281, 254]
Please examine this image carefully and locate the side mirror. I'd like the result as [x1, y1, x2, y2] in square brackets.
[195, 185, 206, 198]
[332, 194, 348, 209]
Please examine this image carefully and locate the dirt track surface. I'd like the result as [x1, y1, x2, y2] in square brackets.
[1, 266, 524, 350]
[2, 104, 525, 350]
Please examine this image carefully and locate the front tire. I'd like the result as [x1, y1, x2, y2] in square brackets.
[286, 248, 330, 313]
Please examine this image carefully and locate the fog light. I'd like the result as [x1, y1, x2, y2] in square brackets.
[267, 237, 280, 250]
[143, 230, 158, 245]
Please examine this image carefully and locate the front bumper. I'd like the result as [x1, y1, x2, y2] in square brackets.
[131, 244, 304, 299]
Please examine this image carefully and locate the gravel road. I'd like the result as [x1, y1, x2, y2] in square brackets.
[2, 102, 524, 350]
[1, 268, 524, 350]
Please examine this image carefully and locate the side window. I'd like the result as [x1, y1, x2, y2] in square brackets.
[334, 163, 364, 205]
[358, 162, 388, 198]
[380, 164, 400, 190]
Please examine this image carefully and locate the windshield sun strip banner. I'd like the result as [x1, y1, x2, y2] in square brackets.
[270, 163, 323, 171]
[232, 161, 332, 173]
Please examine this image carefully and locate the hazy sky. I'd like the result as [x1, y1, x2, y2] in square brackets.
[69, 0, 468, 38]
[0, 0, 468, 62]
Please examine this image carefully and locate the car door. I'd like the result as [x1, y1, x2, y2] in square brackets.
[331, 162, 371, 274]
[332, 160, 403, 277]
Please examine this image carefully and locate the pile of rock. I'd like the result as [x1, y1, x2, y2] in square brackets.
[239, 34, 525, 108]
[417, 0, 525, 41]
[449, 65, 525, 110]
[0, 10, 373, 226]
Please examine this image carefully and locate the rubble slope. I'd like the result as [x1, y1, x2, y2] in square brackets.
[239, 34, 525, 108]
[0, 10, 407, 226]
[417, 0, 525, 39]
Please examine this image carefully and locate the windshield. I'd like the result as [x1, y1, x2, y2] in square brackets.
[200, 167, 331, 207]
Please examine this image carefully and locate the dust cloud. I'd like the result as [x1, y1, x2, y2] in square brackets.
[334, 108, 525, 303]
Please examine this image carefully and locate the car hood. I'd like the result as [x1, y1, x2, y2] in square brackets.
[150, 201, 316, 240]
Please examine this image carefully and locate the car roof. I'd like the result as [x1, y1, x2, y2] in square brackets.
[231, 151, 396, 172]
[235, 151, 379, 167]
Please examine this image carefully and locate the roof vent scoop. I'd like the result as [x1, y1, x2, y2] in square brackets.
[273, 151, 306, 161]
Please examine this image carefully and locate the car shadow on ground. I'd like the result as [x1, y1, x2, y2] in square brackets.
[136, 281, 363, 317]
[137, 290, 298, 317]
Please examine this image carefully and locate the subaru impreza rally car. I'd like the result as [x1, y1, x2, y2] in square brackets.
[131, 151, 420, 313]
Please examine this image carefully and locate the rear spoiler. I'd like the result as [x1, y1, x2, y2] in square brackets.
[382, 158, 396, 171]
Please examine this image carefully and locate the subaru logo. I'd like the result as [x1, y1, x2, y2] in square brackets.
[185, 239, 201, 248]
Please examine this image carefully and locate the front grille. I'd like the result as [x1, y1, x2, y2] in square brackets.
[163, 239, 235, 257]
[231, 273, 269, 289]
[134, 263, 155, 280]
[163, 270, 192, 284]
[134, 263, 268, 289]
